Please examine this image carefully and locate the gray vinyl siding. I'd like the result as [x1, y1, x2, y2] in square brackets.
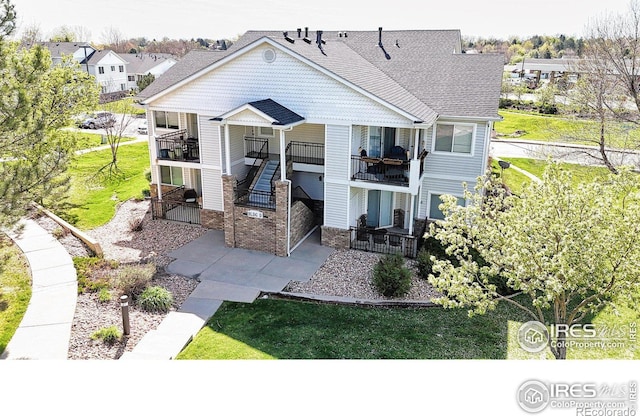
[201, 167, 223, 210]
[419, 177, 469, 219]
[325, 124, 350, 182]
[325, 182, 349, 228]
[285, 123, 324, 144]
[423, 121, 488, 181]
[199, 115, 222, 168]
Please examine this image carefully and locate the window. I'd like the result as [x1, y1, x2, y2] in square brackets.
[110, 65, 116, 72]
[128, 75, 135, 82]
[160, 166, 183, 186]
[433, 123, 474, 154]
[98, 66, 104, 74]
[154, 111, 179, 129]
[120, 84, 126, 91]
[119, 65, 124, 72]
[428, 193, 465, 220]
[258, 126, 274, 137]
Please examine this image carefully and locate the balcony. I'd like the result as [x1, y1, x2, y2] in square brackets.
[350, 150, 427, 189]
[156, 129, 200, 163]
[286, 141, 324, 165]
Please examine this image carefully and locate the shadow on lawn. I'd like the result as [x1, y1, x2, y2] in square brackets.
[200, 298, 534, 359]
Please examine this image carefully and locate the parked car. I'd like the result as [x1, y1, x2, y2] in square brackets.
[138, 120, 148, 135]
[78, 112, 116, 129]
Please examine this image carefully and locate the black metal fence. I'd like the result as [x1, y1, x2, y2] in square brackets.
[235, 189, 276, 210]
[350, 156, 410, 185]
[156, 129, 199, 162]
[244, 137, 269, 159]
[286, 141, 325, 165]
[151, 197, 202, 225]
[349, 227, 419, 258]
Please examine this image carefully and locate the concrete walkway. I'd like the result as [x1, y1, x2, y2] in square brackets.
[1, 219, 77, 360]
[121, 228, 334, 359]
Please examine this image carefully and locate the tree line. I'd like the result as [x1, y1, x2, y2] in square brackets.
[464, 33, 585, 63]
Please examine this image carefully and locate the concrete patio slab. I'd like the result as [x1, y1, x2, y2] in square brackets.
[212, 248, 275, 271]
[156, 311, 206, 338]
[126, 329, 190, 359]
[261, 256, 323, 282]
[189, 280, 261, 303]
[178, 297, 223, 320]
[165, 259, 210, 278]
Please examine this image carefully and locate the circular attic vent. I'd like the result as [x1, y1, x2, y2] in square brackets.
[262, 48, 276, 63]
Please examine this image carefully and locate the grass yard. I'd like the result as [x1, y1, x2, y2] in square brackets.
[490, 158, 533, 195]
[177, 297, 535, 359]
[177, 294, 639, 360]
[0, 236, 32, 355]
[495, 110, 640, 147]
[57, 142, 150, 229]
[501, 157, 612, 188]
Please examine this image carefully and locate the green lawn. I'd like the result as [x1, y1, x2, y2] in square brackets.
[490, 158, 533, 195]
[0, 236, 32, 355]
[177, 295, 638, 360]
[57, 142, 150, 229]
[495, 110, 640, 147]
[501, 157, 611, 188]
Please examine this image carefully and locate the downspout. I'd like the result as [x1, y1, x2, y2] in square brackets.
[224, 122, 231, 175]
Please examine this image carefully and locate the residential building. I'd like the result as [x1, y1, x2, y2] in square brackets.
[35, 42, 130, 94]
[137, 28, 503, 258]
[119, 53, 177, 91]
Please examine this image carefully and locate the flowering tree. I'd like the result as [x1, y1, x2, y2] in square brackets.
[427, 164, 640, 359]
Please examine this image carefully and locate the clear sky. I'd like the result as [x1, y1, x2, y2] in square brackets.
[10, 0, 635, 42]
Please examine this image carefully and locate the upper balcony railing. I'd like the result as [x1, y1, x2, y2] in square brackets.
[156, 129, 200, 163]
[286, 141, 325, 165]
[351, 156, 410, 186]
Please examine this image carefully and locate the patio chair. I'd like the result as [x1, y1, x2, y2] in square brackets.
[372, 228, 387, 249]
[183, 188, 198, 204]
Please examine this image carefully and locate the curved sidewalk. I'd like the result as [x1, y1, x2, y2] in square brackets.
[1, 219, 77, 360]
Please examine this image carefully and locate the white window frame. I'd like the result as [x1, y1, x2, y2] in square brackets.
[258, 126, 274, 137]
[431, 122, 476, 157]
[159, 166, 183, 186]
[427, 191, 466, 220]
[98, 66, 104, 74]
[119, 65, 124, 73]
[110, 65, 116, 72]
[154, 111, 180, 130]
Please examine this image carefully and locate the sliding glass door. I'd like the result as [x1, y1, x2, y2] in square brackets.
[367, 190, 393, 228]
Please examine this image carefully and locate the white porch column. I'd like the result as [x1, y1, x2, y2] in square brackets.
[408, 193, 415, 235]
[224, 123, 231, 175]
[155, 165, 163, 200]
[413, 129, 420, 159]
[279, 129, 286, 181]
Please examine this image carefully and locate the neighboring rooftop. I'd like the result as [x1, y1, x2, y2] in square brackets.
[139, 29, 504, 120]
[118, 53, 177, 74]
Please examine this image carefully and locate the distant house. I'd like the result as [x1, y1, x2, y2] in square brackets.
[505, 58, 579, 86]
[36, 42, 130, 94]
[118, 53, 177, 91]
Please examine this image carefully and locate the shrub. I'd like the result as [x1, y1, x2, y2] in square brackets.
[138, 286, 173, 312]
[112, 263, 156, 298]
[415, 248, 434, 280]
[97, 288, 112, 302]
[73, 256, 117, 294]
[372, 253, 412, 298]
[129, 216, 144, 232]
[90, 325, 122, 344]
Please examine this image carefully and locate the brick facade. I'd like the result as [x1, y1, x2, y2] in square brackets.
[200, 209, 224, 230]
[289, 200, 315, 249]
[320, 226, 351, 250]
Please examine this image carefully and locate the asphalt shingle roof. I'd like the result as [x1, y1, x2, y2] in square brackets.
[248, 99, 305, 126]
[119, 53, 176, 74]
[138, 29, 503, 120]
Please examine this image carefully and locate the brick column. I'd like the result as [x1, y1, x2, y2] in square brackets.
[222, 174, 236, 248]
[274, 180, 289, 257]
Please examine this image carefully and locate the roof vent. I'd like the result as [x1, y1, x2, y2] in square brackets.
[378, 27, 391, 60]
[297, 28, 302, 38]
[283, 31, 295, 44]
[303, 27, 311, 44]
[316, 30, 326, 55]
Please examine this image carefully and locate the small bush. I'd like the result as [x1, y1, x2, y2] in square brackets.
[90, 325, 122, 344]
[129, 217, 144, 232]
[112, 263, 156, 298]
[372, 253, 412, 298]
[52, 226, 68, 239]
[415, 248, 434, 280]
[97, 288, 112, 302]
[138, 286, 173, 312]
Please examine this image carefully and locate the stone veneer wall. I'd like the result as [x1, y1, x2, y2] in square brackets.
[200, 209, 224, 230]
[221, 174, 291, 257]
[289, 200, 315, 249]
[320, 226, 350, 250]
